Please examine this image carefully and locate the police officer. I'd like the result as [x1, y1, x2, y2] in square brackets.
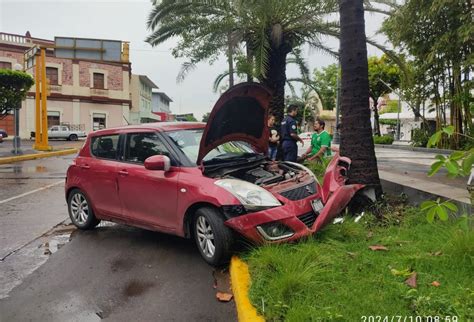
[280, 104, 304, 162]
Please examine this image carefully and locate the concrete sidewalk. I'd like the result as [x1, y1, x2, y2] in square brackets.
[375, 147, 471, 208]
[0, 139, 83, 164]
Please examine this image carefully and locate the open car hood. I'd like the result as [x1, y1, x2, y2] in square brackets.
[197, 83, 272, 164]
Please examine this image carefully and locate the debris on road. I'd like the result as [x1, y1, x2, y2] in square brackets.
[213, 268, 233, 303]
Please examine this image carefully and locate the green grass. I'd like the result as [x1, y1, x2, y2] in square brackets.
[244, 208, 474, 321]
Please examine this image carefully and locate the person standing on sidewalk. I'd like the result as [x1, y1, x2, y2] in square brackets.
[280, 105, 304, 162]
[267, 113, 280, 161]
[302, 119, 332, 161]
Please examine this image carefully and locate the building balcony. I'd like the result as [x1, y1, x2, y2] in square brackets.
[48, 84, 62, 93]
[90, 88, 109, 97]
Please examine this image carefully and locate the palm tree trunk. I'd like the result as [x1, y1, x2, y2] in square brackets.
[262, 43, 291, 123]
[227, 32, 234, 88]
[246, 41, 253, 83]
[339, 0, 382, 197]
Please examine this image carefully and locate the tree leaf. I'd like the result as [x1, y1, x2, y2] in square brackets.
[462, 151, 474, 174]
[443, 201, 458, 213]
[442, 126, 454, 136]
[405, 272, 417, 288]
[436, 206, 448, 221]
[445, 160, 459, 175]
[420, 200, 436, 210]
[428, 161, 444, 177]
[435, 154, 446, 161]
[369, 245, 388, 251]
[450, 151, 465, 161]
[426, 207, 436, 223]
[427, 131, 442, 148]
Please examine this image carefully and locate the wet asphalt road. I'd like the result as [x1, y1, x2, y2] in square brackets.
[0, 155, 236, 321]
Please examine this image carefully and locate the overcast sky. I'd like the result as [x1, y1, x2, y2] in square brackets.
[1, 0, 387, 120]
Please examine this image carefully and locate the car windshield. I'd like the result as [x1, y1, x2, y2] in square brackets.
[166, 129, 257, 164]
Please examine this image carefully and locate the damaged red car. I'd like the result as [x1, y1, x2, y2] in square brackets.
[65, 83, 364, 265]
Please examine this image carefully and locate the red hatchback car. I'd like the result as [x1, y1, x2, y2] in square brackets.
[66, 83, 364, 265]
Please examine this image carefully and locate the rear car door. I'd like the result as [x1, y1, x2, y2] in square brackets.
[117, 131, 179, 231]
[78, 134, 123, 218]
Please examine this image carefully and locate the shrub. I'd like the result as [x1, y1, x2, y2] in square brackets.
[411, 128, 431, 147]
[373, 135, 394, 145]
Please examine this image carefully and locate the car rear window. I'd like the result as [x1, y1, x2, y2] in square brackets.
[91, 135, 120, 160]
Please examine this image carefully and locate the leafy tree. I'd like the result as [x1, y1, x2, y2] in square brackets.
[185, 114, 198, 122]
[0, 69, 34, 118]
[201, 112, 210, 123]
[368, 55, 401, 135]
[313, 63, 338, 111]
[339, 0, 382, 197]
[382, 0, 473, 149]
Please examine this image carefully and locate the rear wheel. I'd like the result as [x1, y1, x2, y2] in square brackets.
[193, 207, 234, 266]
[67, 189, 100, 230]
[69, 134, 78, 141]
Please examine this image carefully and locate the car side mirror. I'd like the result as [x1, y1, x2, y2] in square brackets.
[144, 155, 171, 171]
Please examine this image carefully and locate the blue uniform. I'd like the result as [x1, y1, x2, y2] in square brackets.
[280, 115, 298, 162]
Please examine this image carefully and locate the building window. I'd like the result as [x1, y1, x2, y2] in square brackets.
[92, 113, 106, 131]
[46, 67, 59, 85]
[0, 62, 12, 70]
[93, 73, 105, 89]
[47, 111, 60, 126]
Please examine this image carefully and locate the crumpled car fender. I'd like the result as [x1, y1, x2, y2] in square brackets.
[313, 183, 365, 233]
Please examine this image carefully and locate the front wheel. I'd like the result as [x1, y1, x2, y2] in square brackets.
[67, 189, 100, 230]
[69, 134, 78, 141]
[193, 207, 234, 266]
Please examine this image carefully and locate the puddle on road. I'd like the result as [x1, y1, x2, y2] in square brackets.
[0, 221, 76, 299]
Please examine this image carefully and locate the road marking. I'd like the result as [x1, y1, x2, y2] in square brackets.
[0, 180, 64, 205]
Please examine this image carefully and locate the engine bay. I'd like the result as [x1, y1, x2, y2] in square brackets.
[206, 160, 310, 187]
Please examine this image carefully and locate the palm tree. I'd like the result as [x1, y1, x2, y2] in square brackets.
[339, 0, 382, 196]
[147, 0, 399, 122]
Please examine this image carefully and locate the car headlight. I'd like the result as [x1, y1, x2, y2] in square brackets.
[285, 162, 319, 184]
[214, 179, 281, 211]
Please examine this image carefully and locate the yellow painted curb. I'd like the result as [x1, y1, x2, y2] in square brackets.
[0, 148, 78, 164]
[230, 256, 265, 322]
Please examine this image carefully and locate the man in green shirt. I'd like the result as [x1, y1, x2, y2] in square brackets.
[302, 119, 332, 161]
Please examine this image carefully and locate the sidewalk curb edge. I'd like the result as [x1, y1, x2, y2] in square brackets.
[230, 256, 265, 322]
[0, 149, 78, 164]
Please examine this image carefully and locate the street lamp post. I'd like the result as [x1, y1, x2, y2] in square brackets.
[12, 63, 23, 155]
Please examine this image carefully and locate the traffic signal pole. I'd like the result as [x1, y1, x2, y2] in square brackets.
[33, 48, 52, 151]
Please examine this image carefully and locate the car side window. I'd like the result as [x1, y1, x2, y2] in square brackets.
[61, 126, 68, 131]
[51, 127, 58, 132]
[124, 132, 172, 164]
[91, 135, 120, 160]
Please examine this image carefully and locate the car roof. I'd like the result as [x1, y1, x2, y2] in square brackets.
[89, 122, 206, 136]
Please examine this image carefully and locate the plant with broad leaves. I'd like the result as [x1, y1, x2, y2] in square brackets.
[427, 126, 474, 178]
[420, 198, 458, 223]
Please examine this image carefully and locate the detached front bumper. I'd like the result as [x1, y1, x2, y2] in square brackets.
[224, 183, 364, 244]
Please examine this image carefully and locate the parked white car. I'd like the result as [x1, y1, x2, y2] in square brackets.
[31, 126, 86, 141]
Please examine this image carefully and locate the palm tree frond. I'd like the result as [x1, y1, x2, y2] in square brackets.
[176, 61, 197, 83]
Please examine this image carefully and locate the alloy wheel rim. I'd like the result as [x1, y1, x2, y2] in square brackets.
[70, 193, 89, 225]
[196, 216, 215, 258]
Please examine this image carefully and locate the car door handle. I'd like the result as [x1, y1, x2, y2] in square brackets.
[118, 170, 128, 176]
[80, 164, 90, 169]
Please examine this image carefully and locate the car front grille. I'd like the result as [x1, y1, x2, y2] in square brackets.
[280, 181, 316, 201]
[297, 211, 318, 229]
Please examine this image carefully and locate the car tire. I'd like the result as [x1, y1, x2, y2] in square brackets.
[67, 189, 100, 230]
[69, 134, 78, 141]
[193, 207, 234, 266]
